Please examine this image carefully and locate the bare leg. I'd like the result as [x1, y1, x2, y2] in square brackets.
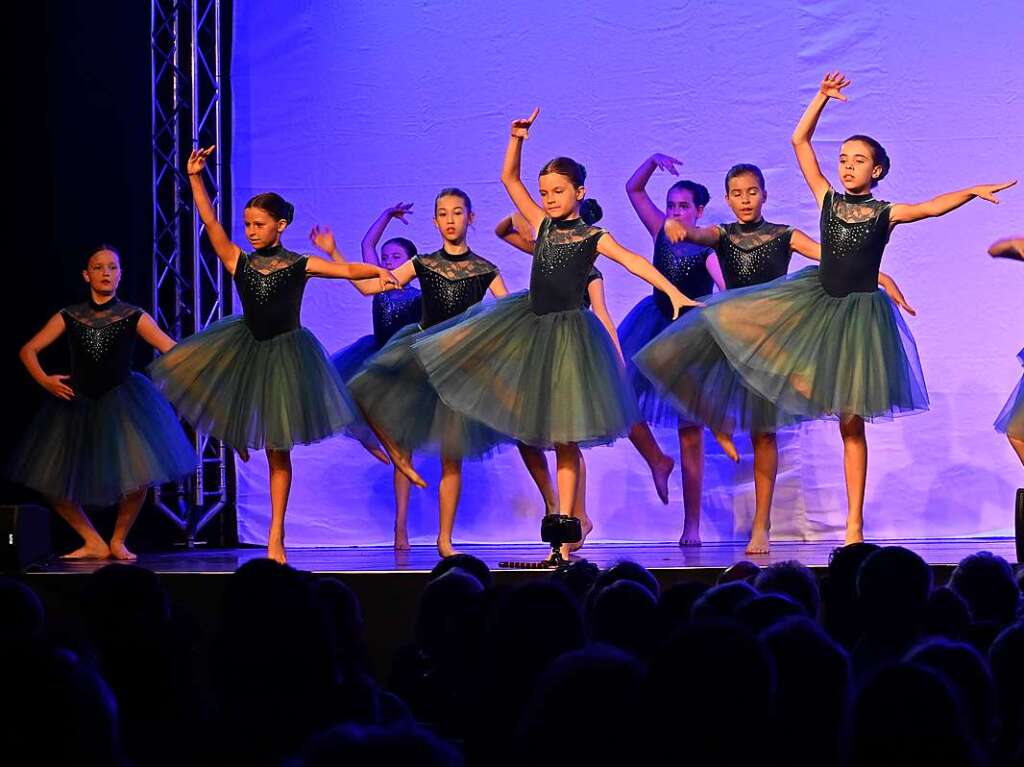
[50, 497, 109, 559]
[746, 431, 778, 555]
[840, 416, 867, 545]
[437, 457, 463, 557]
[1009, 435, 1024, 468]
[678, 425, 704, 546]
[357, 404, 427, 488]
[568, 453, 593, 552]
[359, 438, 391, 466]
[517, 442, 557, 514]
[393, 468, 412, 550]
[712, 429, 740, 463]
[554, 443, 581, 561]
[267, 449, 292, 564]
[629, 422, 674, 504]
[109, 489, 147, 560]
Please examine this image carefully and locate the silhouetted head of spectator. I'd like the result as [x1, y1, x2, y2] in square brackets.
[923, 586, 971, 641]
[0, 576, 45, 643]
[906, 638, 995, 746]
[856, 546, 932, 633]
[295, 722, 462, 767]
[718, 559, 761, 584]
[851, 663, 983, 767]
[517, 645, 643, 763]
[821, 542, 880, 646]
[588, 579, 658, 658]
[736, 593, 804, 633]
[755, 560, 820, 618]
[414, 568, 484, 664]
[312, 577, 367, 671]
[988, 620, 1024, 760]
[592, 560, 659, 600]
[949, 551, 1021, 627]
[691, 580, 757, 623]
[551, 558, 600, 603]
[655, 580, 709, 639]
[429, 553, 491, 589]
[762, 617, 852, 767]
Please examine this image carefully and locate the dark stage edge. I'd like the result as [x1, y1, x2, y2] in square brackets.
[20, 538, 1018, 680]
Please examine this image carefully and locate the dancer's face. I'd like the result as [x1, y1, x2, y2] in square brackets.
[434, 195, 473, 245]
[665, 188, 704, 226]
[380, 241, 412, 271]
[82, 250, 121, 296]
[244, 206, 287, 250]
[725, 173, 766, 224]
[838, 140, 882, 194]
[538, 172, 584, 219]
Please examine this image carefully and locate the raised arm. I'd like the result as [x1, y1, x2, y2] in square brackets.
[361, 203, 414, 265]
[495, 211, 537, 255]
[663, 218, 721, 248]
[19, 313, 74, 400]
[587, 278, 624, 361]
[625, 153, 682, 238]
[501, 108, 546, 232]
[890, 181, 1017, 226]
[136, 312, 177, 354]
[187, 146, 242, 273]
[792, 72, 850, 207]
[596, 233, 702, 319]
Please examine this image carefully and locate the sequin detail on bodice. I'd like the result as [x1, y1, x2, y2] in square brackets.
[652, 229, 714, 317]
[413, 249, 498, 329]
[530, 217, 605, 315]
[372, 287, 423, 344]
[234, 245, 308, 341]
[717, 220, 793, 289]
[61, 298, 142, 398]
[819, 189, 891, 297]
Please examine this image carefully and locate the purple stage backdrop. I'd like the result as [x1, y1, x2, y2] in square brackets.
[231, 0, 1023, 546]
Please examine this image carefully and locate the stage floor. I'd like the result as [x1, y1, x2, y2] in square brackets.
[27, 537, 1019, 575]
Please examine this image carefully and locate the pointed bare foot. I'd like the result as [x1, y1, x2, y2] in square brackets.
[844, 524, 864, 546]
[651, 455, 674, 505]
[390, 451, 427, 489]
[109, 542, 137, 561]
[569, 516, 593, 552]
[745, 527, 771, 555]
[678, 520, 702, 547]
[360, 440, 391, 465]
[61, 541, 111, 560]
[236, 445, 250, 463]
[437, 539, 460, 558]
[394, 530, 411, 551]
[713, 430, 740, 463]
[267, 540, 287, 564]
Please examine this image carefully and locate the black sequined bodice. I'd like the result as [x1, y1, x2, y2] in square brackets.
[819, 190, 891, 297]
[717, 220, 793, 289]
[652, 229, 714, 318]
[234, 245, 308, 341]
[413, 249, 498, 329]
[61, 297, 142, 398]
[530, 217, 605, 315]
[372, 287, 422, 344]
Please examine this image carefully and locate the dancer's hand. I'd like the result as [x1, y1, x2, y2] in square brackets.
[650, 153, 683, 176]
[669, 289, 704, 320]
[973, 180, 1017, 204]
[309, 224, 337, 255]
[878, 273, 916, 316]
[819, 71, 851, 102]
[377, 268, 400, 291]
[664, 218, 688, 243]
[511, 107, 540, 139]
[988, 236, 1024, 260]
[43, 374, 74, 400]
[187, 145, 215, 175]
[385, 202, 414, 223]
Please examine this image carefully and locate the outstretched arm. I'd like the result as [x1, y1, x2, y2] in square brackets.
[663, 218, 721, 248]
[187, 146, 242, 273]
[136, 312, 177, 353]
[587, 279, 624, 361]
[596, 233, 702, 319]
[19, 313, 74, 400]
[361, 203, 414, 265]
[625, 153, 682, 238]
[890, 181, 1017, 226]
[310, 224, 408, 294]
[792, 72, 850, 207]
[501, 108, 546, 232]
[495, 212, 536, 255]
[988, 236, 1024, 261]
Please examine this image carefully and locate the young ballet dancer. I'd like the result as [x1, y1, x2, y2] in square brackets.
[314, 188, 510, 557]
[989, 236, 1024, 465]
[637, 72, 1015, 547]
[9, 246, 197, 559]
[412, 108, 699, 562]
[328, 203, 422, 549]
[148, 146, 398, 564]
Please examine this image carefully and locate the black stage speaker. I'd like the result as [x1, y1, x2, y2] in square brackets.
[1016, 488, 1023, 564]
[0, 505, 52, 572]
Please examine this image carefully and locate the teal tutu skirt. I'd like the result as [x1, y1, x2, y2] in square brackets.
[7, 373, 198, 506]
[618, 295, 700, 427]
[995, 349, 1024, 439]
[412, 291, 639, 449]
[148, 315, 366, 451]
[348, 322, 509, 460]
[635, 267, 929, 434]
[331, 334, 380, 383]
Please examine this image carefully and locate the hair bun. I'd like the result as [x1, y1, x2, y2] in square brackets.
[580, 198, 603, 225]
[282, 200, 295, 224]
